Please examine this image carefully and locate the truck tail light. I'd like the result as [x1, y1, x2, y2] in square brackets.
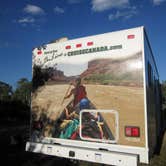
[65, 45, 71, 49]
[76, 43, 82, 48]
[125, 126, 140, 137]
[87, 42, 93, 46]
[127, 34, 135, 39]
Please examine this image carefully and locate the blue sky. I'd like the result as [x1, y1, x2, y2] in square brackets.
[0, 0, 166, 86]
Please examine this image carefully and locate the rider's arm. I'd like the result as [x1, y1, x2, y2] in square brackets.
[64, 88, 74, 99]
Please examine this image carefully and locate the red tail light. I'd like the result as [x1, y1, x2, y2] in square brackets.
[125, 126, 140, 137]
[127, 34, 135, 39]
[87, 42, 93, 46]
[76, 43, 82, 48]
[65, 45, 71, 49]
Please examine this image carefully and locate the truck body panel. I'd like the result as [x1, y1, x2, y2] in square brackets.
[27, 26, 162, 165]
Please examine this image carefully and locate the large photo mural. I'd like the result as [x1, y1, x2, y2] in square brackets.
[31, 32, 145, 146]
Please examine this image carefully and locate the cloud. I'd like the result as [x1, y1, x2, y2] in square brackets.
[153, 0, 166, 5]
[92, 0, 129, 12]
[18, 17, 35, 23]
[17, 4, 46, 29]
[91, 0, 138, 21]
[108, 6, 137, 21]
[54, 6, 65, 14]
[23, 4, 45, 15]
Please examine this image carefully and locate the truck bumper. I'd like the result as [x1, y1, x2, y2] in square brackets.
[26, 142, 140, 166]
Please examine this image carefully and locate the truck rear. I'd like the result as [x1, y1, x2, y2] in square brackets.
[26, 26, 162, 165]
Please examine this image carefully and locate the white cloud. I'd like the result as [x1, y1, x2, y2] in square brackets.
[54, 6, 65, 14]
[153, 0, 166, 5]
[92, 0, 129, 12]
[108, 7, 137, 21]
[23, 4, 45, 15]
[18, 17, 35, 23]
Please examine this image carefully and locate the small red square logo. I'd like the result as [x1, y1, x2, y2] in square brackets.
[37, 50, 42, 55]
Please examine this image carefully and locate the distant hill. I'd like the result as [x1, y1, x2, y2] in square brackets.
[47, 68, 77, 84]
[50, 69, 67, 82]
[81, 52, 143, 87]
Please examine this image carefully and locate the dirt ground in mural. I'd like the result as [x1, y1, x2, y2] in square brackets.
[32, 84, 145, 146]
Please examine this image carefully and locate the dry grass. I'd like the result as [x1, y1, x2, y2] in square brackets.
[141, 132, 166, 166]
